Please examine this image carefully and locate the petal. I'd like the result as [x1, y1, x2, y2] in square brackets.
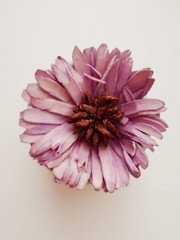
[21, 109, 66, 124]
[21, 90, 30, 103]
[83, 47, 96, 67]
[132, 122, 163, 139]
[115, 51, 133, 94]
[122, 99, 165, 117]
[76, 141, 90, 170]
[90, 148, 103, 190]
[52, 57, 84, 104]
[131, 116, 167, 132]
[123, 87, 135, 102]
[30, 97, 75, 117]
[139, 77, 155, 98]
[72, 46, 90, 75]
[24, 125, 56, 135]
[47, 147, 71, 169]
[120, 123, 158, 150]
[95, 44, 109, 74]
[26, 83, 50, 99]
[126, 69, 153, 93]
[121, 144, 141, 178]
[35, 70, 72, 103]
[30, 123, 74, 157]
[106, 50, 132, 96]
[121, 138, 136, 156]
[132, 144, 148, 169]
[53, 158, 70, 181]
[110, 144, 129, 188]
[76, 161, 91, 190]
[98, 144, 116, 193]
[20, 133, 42, 143]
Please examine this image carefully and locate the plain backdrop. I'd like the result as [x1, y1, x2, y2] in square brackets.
[0, 0, 180, 239]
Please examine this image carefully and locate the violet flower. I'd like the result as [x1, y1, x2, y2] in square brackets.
[20, 44, 168, 192]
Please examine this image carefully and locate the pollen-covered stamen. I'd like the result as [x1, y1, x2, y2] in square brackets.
[70, 92, 124, 146]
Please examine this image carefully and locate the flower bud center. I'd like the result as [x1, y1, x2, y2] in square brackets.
[70, 92, 124, 146]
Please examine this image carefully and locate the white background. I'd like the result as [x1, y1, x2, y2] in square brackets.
[0, 0, 180, 239]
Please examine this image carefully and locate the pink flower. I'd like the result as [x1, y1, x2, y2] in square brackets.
[20, 44, 168, 192]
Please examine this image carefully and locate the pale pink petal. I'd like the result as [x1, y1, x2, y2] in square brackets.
[53, 159, 69, 181]
[121, 144, 141, 178]
[132, 122, 163, 139]
[77, 161, 91, 190]
[83, 47, 96, 67]
[131, 116, 167, 132]
[98, 144, 116, 193]
[121, 138, 136, 156]
[21, 109, 66, 124]
[76, 141, 90, 170]
[47, 147, 71, 169]
[126, 69, 153, 93]
[114, 51, 133, 94]
[35, 70, 72, 103]
[123, 87, 135, 102]
[52, 62, 83, 104]
[110, 145, 129, 188]
[90, 148, 103, 190]
[21, 90, 30, 103]
[26, 83, 50, 99]
[30, 123, 74, 157]
[20, 133, 42, 143]
[37, 150, 56, 165]
[95, 44, 109, 74]
[139, 78, 155, 98]
[132, 144, 148, 169]
[120, 123, 158, 150]
[30, 97, 75, 117]
[123, 99, 165, 117]
[72, 46, 90, 75]
[24, 125, 57, 135]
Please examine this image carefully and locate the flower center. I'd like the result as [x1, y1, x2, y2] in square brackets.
[70, 92, 124, 146]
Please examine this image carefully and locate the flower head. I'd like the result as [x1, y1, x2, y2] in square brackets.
[20, 44, 168, 192]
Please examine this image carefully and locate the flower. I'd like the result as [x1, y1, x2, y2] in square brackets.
[20, 44, 168, 192]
